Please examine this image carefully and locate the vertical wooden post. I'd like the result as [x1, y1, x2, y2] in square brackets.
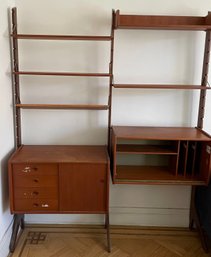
[190, 30, 211, 253]
[107, 10, 115, 149]
[197, 31, 211, 128]
[11, 7, 21, 148]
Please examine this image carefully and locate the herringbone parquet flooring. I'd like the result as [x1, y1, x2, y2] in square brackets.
[9, 225, 211, 257]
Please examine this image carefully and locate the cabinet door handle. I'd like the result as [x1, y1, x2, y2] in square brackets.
[33, 179, 39, 183]
[33, 203, 39, 207]
[41, 204, 49, 208]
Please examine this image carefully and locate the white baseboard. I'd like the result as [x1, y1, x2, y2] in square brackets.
[0, 221, 12, 257]
[25, 207, 189, 227]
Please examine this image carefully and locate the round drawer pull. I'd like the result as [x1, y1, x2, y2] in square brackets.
[22, 166, 31, 173]
[33, 203, 39, 207]
[33, 179, 39, 183]
[32, 191, 39, 196]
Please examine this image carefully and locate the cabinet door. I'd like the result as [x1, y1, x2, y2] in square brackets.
[199, 142, 211, 184]
[59, 163, 108, 212]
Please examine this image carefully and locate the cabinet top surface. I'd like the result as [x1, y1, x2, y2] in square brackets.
[9, 145, 109, 164]
[112, 126, 211, 141]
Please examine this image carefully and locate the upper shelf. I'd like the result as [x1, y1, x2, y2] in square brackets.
[13, 71, 111, 77]
[114, 10, 211, 31]
[113, 84, 211, 90]
[11, 34, 112, 41]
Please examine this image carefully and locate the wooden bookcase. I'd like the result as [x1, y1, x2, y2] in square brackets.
[109, 10, 211, 184]
[8, 7, 211, 253]
[8, 8, 113, 253]
[109, 10, 211, 252]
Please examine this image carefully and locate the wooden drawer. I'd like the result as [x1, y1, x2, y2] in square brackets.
[13, 174, 57, 187]
[14, 199, 58, 212]
[14, 187, 58, 199]
[12, 164, 57, 176]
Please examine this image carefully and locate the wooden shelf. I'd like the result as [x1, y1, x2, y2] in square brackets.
[16, 104, 109, 110]
[113, 84, 211, 90]
[114, 10, 211, 31]
[114, 165, 206, 185]
[11, 34, 112, 41]
[116, 144, 178, 155]
[112, 126, 211, 141]
[13, 71, 111, 77]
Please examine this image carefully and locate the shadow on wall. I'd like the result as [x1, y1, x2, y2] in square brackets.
[0, 148, 15, 213]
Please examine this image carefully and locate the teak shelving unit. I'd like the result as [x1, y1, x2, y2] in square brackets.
[8, 7, 113, 253]
[110, 10, 211, 185]
[109, 10, 211, 251]
[8, 7, 211, 253]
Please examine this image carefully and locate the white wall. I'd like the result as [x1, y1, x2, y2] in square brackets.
[0, 0, 15, 254]
[14, 0, 211, 226]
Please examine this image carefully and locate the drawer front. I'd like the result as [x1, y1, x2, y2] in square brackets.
[13, 175, 57, 187]
[14, 187, 58, 199]
[12, 164, 57, 176]
[14, 199, 58, 212]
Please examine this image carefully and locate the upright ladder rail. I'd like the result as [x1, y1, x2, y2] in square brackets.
[108, 10, 115, 148]
[11, 7, 21, 148]
[197, 31, 211, 129]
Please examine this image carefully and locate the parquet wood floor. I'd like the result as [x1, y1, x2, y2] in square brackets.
[9, 225, 211, 257]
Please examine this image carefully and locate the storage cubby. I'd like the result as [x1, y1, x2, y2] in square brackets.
[111, 126, 211, 185]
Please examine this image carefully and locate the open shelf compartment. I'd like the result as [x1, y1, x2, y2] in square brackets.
[111, 126, 211, 185]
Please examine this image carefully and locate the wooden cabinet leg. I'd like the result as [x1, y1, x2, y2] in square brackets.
[9, 214, 24, 253]
[189, 186, 195, 230]
[105, 213, 111, 252]
[189, 186, 209, 253]
[20, 215, 25, 229]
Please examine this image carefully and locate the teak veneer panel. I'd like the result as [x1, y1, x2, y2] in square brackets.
[116, 144, 178, 155]
[113, 84, 211, 90]
[59, 163, 108, 213]
[12, 34, 112, 41]
[114, 165, 206, 185]
[14, 187, 58, 199]
[13, 71, 111, 77]
[112, 126, 211, 141]
[10, 145, 109, 164]
[16, 104, 109, 110]
[115, 10, 211, 30]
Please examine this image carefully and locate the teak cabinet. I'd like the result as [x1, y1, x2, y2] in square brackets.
[8, 145, 111, 251]
[9, 145, 109, 214]
[111, 126, 211, 185]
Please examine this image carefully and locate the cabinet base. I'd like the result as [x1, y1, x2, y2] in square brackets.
[9, 213, 111, 253]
